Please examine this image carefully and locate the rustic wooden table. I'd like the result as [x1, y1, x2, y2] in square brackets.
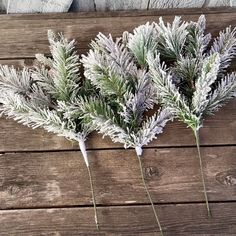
[0, 8, 235, 236]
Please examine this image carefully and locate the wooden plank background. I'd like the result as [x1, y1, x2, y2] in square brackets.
[0, 0, 233, 13]
[0, 8, 235, 235]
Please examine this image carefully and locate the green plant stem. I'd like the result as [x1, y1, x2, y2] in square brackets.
[87, 164, 100, 229]
[193, 129, 211, 218]
[137, 154, 164, 236]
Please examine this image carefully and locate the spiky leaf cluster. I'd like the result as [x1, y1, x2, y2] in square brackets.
[80, 29, 171, 150]
[0, 30, 91, 142]
[146, 15, 236, 131]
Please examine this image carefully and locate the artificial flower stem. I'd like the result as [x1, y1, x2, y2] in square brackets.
[193, 129, 211, 218]
[136, 153, 164, 236]
[79, 139, 99, 229]
[87, 164, 100, 230]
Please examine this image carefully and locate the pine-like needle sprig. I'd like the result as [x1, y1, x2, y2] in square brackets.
[0, 30, 100, 229]
[80, 27, 172, 235]
[147, 15, 236, 217]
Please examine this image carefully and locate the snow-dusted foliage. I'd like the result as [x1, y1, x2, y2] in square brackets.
[147, 15, 236, 131]
[0, 30, 99, 228]
[0, 30, 90, 142]
[80, 23, 172, 236]
[147, 15, 236, 218]
[81, 28, 171, 153]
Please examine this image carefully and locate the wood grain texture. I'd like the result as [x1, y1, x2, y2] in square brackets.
[0, 0, 7, 12]
[149, 0, 205, 9]
[70, 0, 231, 12]
[0, 58, 35, 68]
[1, 203, 236, 235]
[0, 2, 5, 13]
[1, 7, 235, 19]
[5, 0, 73, 13]
[70, 0, 95, 12]
[0, 146, 235, 209]
[0, 9, 235, 59]
[0, 0, 233, 13]
[205, 0, 230, 7]
[94, 0, 149, 11]
[0, 98, 235, 152]
[232, 0, 236, 6]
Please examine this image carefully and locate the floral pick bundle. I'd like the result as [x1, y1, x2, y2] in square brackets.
[79, 31, 172, 235]
[0, 15, 235, 234]
[147, 15, 236, 217]
[0, 30, 100, 228]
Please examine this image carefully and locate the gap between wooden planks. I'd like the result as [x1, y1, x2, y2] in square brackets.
[0, 146, 235, 209]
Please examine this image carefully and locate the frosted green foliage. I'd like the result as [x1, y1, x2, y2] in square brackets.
[147, 14, 236, 218]
[35, 30, 81, 102]
[80, 23, 172, 236]
[154, 16, 189, 60]
[0, 66, 36, 96]
[0, 31, 100, 228]
[147, 54, 198, 130]
[127, 22, 158, 66]
[209, 26, 236, 72]
[0, 30, 90, 143]
[192, 53, 221, 117]
[147, 15, 236, 131]
[81, 31, 171, 151]
[186, 15, 211, 59]
[206, 72, 236, 114]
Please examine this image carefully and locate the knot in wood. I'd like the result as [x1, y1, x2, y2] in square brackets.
[216, 169, 236, 186]
[144, 166, 161, 180]
[224, 175, 236, 186]
[7, 185, 21, 195]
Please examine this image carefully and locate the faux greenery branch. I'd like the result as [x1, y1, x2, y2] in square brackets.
[79, 30, 172, 235]
[0, 14, 235, 234]
[146, 15, 236, 217]
[0, 30, 100, 229]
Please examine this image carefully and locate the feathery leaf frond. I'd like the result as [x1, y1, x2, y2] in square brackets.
[209, 26, 236, 72]
[0, 30, 101, 229]
[82, 31, 171, 150]
[147, 15, 236, 217]
[154, 16, 189, 60]
[192, 53, 221, 116]
[127, 22, 158, 66]
[206, 72, 236, 114]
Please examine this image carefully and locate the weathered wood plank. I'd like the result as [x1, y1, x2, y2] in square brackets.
[0, 98, 235, 152]
[1, 203, 236, 235]
[95, 0, 149, 11]
[0, 146, 235, 209]
[148, 0, 205, 9]
[92, 0, 231, 10]
[205, 0, 230, 7]
[1, 7, 236, 20]
[0, 0, 233, 14]
[0, 3, 5, 13]
[70, 0, 231, 12]
[70, 0, 95, 12]
[0, 59, 35, 68]
[0, 9, 235, 59]
[232, 0, 236, 6]
[4, 0, 73, 14]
